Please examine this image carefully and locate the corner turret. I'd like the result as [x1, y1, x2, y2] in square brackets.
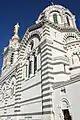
[1, 23, 20, 73]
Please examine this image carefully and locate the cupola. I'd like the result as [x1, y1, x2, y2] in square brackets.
[36, 4, 76, 29]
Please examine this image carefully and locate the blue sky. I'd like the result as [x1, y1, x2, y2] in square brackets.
[0, 0, 80, 70]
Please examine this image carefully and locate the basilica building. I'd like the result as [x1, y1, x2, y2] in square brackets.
[0, 3, 80, 120]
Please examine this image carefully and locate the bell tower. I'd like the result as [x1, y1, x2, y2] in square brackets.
[2, 23, 20, 72]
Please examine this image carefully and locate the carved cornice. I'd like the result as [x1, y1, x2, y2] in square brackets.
[28, 22, 44, 32]
[52, 73, 80, 90]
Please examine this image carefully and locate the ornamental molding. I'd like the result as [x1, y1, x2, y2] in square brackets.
[46, 20, 79, 33]
[19, 30, 41, 60]
[63, 32, 79, 42]
[52, 73, 80, 90]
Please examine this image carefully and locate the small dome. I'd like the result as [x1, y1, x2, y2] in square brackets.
[36, 4, 76, 28]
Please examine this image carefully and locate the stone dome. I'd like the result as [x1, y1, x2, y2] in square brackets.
[36, 4, 76, 28]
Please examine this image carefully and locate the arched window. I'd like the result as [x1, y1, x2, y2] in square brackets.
[25, 64, 28, 77]
[11, 53, 14, 64]
[28, 57, 32, 76]
[30, 41, 34, 50]
[53, 14, 58, 24]
[10, 76, 16, 98]
[11, 81, 14, 97]
[62, 109, 72, 120]
[34, 56, 37, 73]
[33, 52, 37, 73]
[66, 15, 70, 26]
[61, 99, 72, 120]
[31, 36, 40, 49]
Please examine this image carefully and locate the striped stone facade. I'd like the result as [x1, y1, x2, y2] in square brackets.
[40, 39, 54, 120]
[0, 3, 80, 120]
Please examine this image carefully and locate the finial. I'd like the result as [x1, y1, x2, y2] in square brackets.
[14, 23, 20, 35]
[51, 2, 54, 5]
[49, 0, 56, 5]
[51, 2, 56, 5]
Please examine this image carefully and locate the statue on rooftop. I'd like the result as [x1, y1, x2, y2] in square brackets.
[14, 23, 20, 35]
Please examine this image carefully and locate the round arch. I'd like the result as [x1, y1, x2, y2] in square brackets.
[60, 98, 70, 110]
[10, 75, 16, 87]
[63, 33, 79, 44]
[60, 98, 72, 120]
[49, 10, 62, 24]
[19, 31, 41, 59]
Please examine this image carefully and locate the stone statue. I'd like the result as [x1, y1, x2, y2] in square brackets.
[14, 23, 20, 35]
